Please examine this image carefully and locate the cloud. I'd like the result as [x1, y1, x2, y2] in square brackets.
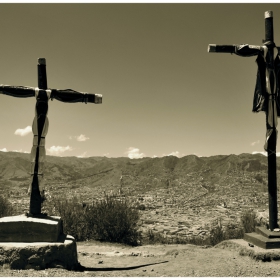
[47, 145, 73, 156]
[253, 151, 280, 157]
[103, 153, 110, 157]
[125, 147, 145, 159]
[161, 151, 184, 158]
[77, 134, 89, 141]
[77, 151, 89, 158]
[252, 151, 267, 156]
[71, 134, 90, 142]
[251, 140, 260, 146]
[0, 148, 7, 152]
[168, 151, 181, 157]
[14, 126, 32, 136]
[12, 149, 28, 153]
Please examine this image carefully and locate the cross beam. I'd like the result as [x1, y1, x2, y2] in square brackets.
[1, 58, 102, 216]
[208, 11, 279, 231]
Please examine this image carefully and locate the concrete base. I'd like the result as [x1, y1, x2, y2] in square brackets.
[0, 215, 63, 242]
[0, 234, 79, 270]
[244, 227, 280, 249]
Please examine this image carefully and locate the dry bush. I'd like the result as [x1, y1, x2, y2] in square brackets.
[51, 194, 140, 245]
[144, 230, 169, 244]
[0, 195, 13, 218]
[240, 209, 258, 233]
[87, 195, 140, 246]
[209, 219, 224, 246]
[50, 196, 91, 241]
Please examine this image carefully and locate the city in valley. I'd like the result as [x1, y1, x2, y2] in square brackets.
[1, 151, 273, 240]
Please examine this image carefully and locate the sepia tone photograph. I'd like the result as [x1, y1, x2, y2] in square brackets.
[1, 1, 280, 277]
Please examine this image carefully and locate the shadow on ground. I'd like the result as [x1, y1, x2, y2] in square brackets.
[75, 260, 168, 272]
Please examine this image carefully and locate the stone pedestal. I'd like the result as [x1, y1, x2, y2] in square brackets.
[0, 215, 79, 270]
[0, 215, 63, 242]
[244, 226, 280, 249]
[0, 235, 79, 270]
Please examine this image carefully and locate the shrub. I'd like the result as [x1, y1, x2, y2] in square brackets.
[223, 223, 244, 240]
[209, 219, 224, 246]
[49, 196, 92, 241]
[0, 195, 13, 218]
[240, 209, 258, 233]
[50, 194, 140, 245]
[144, 230, 169, 244]
[88, 195, 140, 246]
[137, 204, 146, 211]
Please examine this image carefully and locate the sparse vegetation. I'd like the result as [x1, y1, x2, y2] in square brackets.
[51, 196, 91, 241]
[240, 209, 259, 233]
[142, 213, 254, 246]
[47, 194, 140, 245]
[88, 195, 140, 245]
[0, 195, 13, 218]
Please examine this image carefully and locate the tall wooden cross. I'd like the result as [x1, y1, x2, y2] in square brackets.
[208, 11, 280, 231]
[0, 58, 102, 216]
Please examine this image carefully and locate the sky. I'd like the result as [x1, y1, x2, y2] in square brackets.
[0, 3, 279, 158]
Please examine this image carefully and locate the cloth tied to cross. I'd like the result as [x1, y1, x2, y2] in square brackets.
[235, 44, 280, 154]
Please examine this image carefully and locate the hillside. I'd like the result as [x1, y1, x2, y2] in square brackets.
[0, 151, 277, 240]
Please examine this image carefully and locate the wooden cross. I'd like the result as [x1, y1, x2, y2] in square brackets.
[208, 11, 280, 231]
[0, 58, 102, 216]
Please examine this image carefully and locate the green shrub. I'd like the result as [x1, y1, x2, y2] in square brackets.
[0, 195, 13, 218]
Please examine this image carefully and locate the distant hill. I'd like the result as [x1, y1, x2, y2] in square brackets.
[0, 151, 274, 196]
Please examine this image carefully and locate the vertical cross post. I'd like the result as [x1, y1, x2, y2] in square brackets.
[29, 58, 50, 215]
[264, 11, 278, 230]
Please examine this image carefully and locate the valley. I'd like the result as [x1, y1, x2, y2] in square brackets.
[0, 151, 277, 240]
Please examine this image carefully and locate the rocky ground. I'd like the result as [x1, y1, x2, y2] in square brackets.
[1, 239, 280, 277]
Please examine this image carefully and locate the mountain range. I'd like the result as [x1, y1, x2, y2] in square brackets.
[0, 151, 275, 197]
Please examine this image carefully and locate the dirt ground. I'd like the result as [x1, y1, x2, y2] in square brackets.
[2, 239, 280, 277]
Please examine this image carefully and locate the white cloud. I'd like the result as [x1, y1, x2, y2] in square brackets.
[125, 147, 145, 159]
[103, 153, 110, 157]
[76, 134, 90, 142]
[77, 151, 89, 158]
[253, 151, 280, 157]
[0, 148, 7, 152]
[14, 126, 32, 136]
[47, 145, 73, 156]
[252, 151, 267, 156]
[161, 151, 184, 158]
[12, 149, 28, 153]
[168, 151, 181, 157]
[251, 140, 260, 146]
